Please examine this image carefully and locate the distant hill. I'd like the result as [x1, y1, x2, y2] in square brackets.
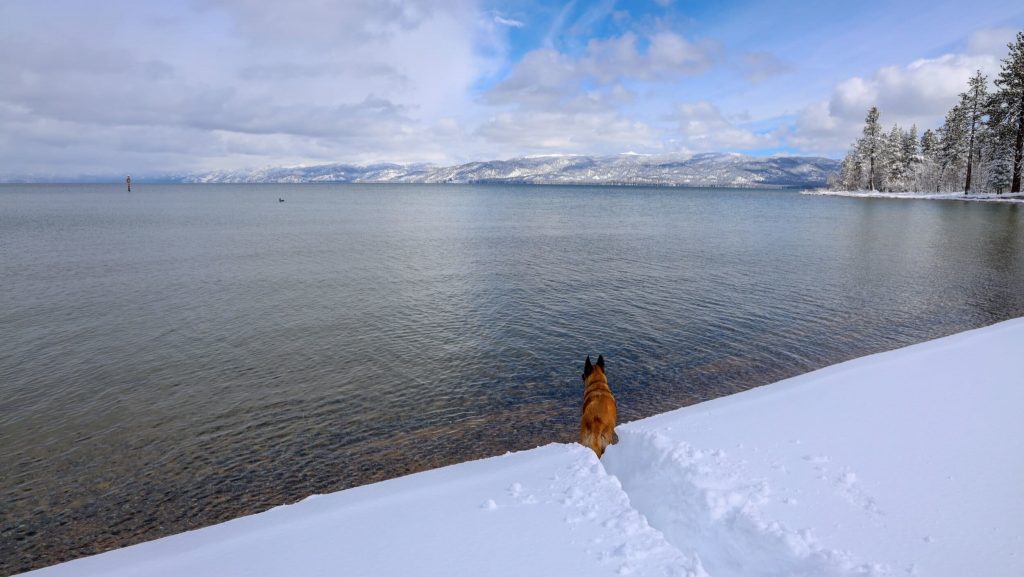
[184, 152, 840, 188]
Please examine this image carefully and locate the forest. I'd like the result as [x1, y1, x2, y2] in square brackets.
[831, 31, 1024, 194]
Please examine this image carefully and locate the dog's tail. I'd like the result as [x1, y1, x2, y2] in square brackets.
[580, 415, 616, 458]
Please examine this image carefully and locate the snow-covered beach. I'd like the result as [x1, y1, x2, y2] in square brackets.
[21, 318, 1024, 577]
[804, 189, 1024, 204]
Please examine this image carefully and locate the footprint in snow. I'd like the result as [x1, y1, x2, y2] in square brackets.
[834, 470, 884, 516]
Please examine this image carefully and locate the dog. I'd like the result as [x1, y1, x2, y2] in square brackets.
[579, 355, 617, 458]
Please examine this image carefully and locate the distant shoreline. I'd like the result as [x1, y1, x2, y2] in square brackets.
[0, 152, 840, 188]
[804, 189, 1024, 204]
[0, 181, 814, 190]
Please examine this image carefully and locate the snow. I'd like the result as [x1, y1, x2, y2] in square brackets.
[21, 318, 1024, 577]
[606, 317, 1024, 577]
[806, 189, 1024, 203]
[23, 445, 702, 577]
[185, 153, 839, 187]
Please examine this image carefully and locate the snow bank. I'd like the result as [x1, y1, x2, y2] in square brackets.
[23, 445, 703, 577]
[606, 317, 1024, 577]
[804, 189, 1024, 203]
[22, 319, 1024, 577]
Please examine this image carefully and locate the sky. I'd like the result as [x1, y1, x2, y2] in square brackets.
[1, 0, 1023, 179]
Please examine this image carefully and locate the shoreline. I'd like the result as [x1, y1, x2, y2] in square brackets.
[804, 189, 1024, 203]
[21, 318, 1024, 577]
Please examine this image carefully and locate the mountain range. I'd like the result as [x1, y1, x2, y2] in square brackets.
[183, 152, 839, 188]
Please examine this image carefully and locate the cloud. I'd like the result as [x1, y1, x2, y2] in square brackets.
[966, 27, 1018, 56]
[582, 31, 717, 84]
[645, 32, 718, 77]
[475, 109, 657, 156]
[672, 101, 777, 151]
[478, 28, 721, 156]
[489, 29, 716, 104]
[788, 51, 1001, 154]
[201, 0, 452, 46]
[493, 14, 524, 28]
[6, 1, 1017, 177]
[566, 0, 619, 39]
[485, 28, 716, 112]
[237, 61, 406, 82]
[484, 48, 582, 107]
[738, 52, 790, 83]
[0, 0, 499, 176]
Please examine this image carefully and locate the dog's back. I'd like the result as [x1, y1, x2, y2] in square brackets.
[580, 355, 617, 458]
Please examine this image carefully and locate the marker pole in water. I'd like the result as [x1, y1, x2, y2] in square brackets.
[126, 175, 131, 192]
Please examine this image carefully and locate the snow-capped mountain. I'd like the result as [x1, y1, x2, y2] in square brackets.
[185, 152, 840, 188]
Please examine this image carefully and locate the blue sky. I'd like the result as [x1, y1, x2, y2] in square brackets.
[1, 0, 1022, 178]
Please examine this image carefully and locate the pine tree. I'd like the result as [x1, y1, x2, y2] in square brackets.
[903, 124, 920, 184]
[985, 91, 1016, 194]
[919, 128, 939, 192]
[857, 107, 883, 190]
[993, 31, 1024, 192]
[920, 128, 938, 158]
[937, 104, 968, 191]
[961, 70, 989, 193]
[838, 149, 862, 190]
[884, 124, 907, 191]
[988, 153, 1013, 193]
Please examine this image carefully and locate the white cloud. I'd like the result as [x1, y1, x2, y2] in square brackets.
[646, 32, 718, 76]
[738, 51, 790, 83]
[493, 14, 524, 28]
[485, 49, 582, 107]
[201, 0, 451, 46]
[789, 51, 1001, 154]
[582, 32, 717, 84]
[478, 29, 718, 156]
[672, 101, 777, 151]
[0, 0, 497, 175]
[966, 27, 1018, 56]
[488, 30, 716, 105]
[5, 1, 1016, 176]
[475, 109, 657, 156]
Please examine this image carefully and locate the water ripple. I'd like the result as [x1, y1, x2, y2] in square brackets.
[1, 184, 1022, 575]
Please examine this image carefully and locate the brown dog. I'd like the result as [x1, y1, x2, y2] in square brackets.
[579, 355, 617, 458]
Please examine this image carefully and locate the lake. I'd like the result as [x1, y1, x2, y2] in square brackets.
[2, 183, 1022, 575]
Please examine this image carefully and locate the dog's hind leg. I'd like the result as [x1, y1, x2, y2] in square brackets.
[580, 416, 607, 458]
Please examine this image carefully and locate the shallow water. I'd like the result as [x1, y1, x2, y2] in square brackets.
[2, 183, 1022, 575]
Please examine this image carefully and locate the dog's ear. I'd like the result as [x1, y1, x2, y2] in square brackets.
[596, 355, 604, 371]
[583, 356, 593, 380]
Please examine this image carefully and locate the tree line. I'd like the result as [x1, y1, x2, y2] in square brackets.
[831, 31, 1024, 194]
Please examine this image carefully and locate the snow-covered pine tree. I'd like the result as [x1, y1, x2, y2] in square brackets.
[961, 70, 989, 193]
[902, 124, 920, 191]
[993, 31, 1024, 193]
[838, 148, 862, 190]
[920, 128, 939, 192]
[883, 124, 908, 191]
[987, 153, 1013, 193]
[857, 107, 884, 191]
[986, 77, 1017, 193]
[985, 94, 1016, 195]
[937, 103, 968, 191]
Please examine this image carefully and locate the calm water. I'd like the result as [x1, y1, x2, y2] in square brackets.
[2, 183, 1023, 574]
